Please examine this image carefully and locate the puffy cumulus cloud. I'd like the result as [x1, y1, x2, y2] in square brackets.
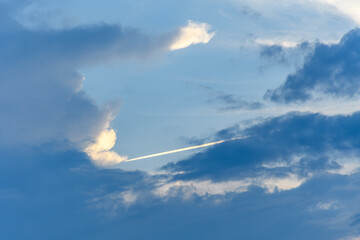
[0, 2, 159, 157]
[169, 20, 215, 51]
[265, 28, 360, 103]
[0, 1, 214, 166]
[85, 129, 128, 167]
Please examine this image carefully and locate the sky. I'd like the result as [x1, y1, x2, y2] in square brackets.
[2, 0, 360, 239]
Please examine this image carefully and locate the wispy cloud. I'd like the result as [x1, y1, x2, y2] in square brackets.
[201, 86, 264, 111]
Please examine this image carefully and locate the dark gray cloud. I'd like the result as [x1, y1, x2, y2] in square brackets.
[0, 143, 356, 240]
[0, 147, 148, 239]
[259, 41, 313, 67]
[0, 1, 175, 149]
[163, 111, 360, 181]
[1, 144, 358, 239]
[265, 28, 360, 103]
[260, 44, 285, 62]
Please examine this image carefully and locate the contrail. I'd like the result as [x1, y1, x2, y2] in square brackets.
[125, 136, 249, 162]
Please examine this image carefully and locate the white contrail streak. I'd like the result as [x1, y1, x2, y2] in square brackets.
[125, 136, 249, 162]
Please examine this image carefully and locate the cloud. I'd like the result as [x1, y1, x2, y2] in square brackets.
[201, 86, 263, 111]
[260, 44, 285, 58]
[0, 147, 150, 239]
[3, 1, 360, 239]
[214, 94, 263, 111]
[1, 120, 360, 239]
[153, 179, 251, 198]
[265, 28, 360, 103]
[92, 170, 360, 239]
[321, 0, 360, 25]
[169, 20, 215, 51]
[316, 201, 338, 210]
[85, 110, 360, 238]
[152, 173, 305, 199]
[255, 38, 300, 48]
[85, 129, 127, 167]
[0, 9, 167, 164]
[0, 2, 215, 166]
[259, 41, 313, 65]
[162, 111, 360, 183]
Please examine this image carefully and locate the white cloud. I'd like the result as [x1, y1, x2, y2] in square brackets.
[258, 174, 306, 193]
[0, 3, 189, 168]
[169, 20, 215, 51]
[321, 0, 360, 25]
[153, 173, 307, 199]
[327, 161, 360, 175]
[85, 129, 127, 167]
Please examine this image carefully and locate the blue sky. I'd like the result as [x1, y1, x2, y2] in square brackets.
[3, 0, 360, 239]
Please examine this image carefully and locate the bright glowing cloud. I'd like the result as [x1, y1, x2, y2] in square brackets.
[169, 20, 215, 51]
[321, 0, 360, 25]
[85, 129, 127, 167]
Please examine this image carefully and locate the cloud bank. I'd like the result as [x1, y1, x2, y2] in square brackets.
[163, 111, 360, 186]
[2, 120, 360, 239]
[83, 110, 360, 239]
